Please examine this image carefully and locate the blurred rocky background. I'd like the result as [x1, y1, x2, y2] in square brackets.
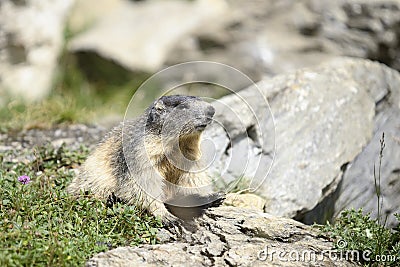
[1, 0, 399, 228]
[2, 0, 400, 106]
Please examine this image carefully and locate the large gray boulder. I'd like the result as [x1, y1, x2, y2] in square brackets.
[297, 58, 400, 227]
[205, 57, 376, 218]
[325, 59, 400, 227]
[0, 0, 74, 103]
[86, 207, 358, 267]
[332, 108, 400, 228]
[205, 58, 400, 226]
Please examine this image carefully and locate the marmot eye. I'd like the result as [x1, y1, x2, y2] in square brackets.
[148, 111, 156, 122]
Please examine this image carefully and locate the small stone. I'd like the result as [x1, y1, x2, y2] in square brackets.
[223, 193, 266, 211]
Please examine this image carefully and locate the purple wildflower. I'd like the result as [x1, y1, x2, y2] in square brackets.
[18, 175, 31, 185]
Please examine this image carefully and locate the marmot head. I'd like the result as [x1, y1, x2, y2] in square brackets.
[145, 95, 215, 139]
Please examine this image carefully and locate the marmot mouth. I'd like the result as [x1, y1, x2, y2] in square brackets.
[195, 124, 208, 131]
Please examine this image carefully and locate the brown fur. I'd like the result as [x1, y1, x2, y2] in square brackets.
[67, 95, 217, 223]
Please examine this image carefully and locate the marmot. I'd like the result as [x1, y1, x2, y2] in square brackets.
[67, 95, 223, 224]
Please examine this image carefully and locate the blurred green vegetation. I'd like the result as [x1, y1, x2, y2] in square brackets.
[0, 50, 149, 132]
[0, 26, 230, 132]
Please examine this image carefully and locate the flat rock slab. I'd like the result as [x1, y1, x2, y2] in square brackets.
[86, 207, 358, 267]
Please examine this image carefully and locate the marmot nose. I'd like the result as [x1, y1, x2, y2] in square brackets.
[206, 105, 215, 118]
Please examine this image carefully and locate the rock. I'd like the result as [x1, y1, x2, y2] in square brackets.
[263, 68, 374, 218]
[223, 193, 266, 211]
[67, 0, 400, 85]
[205, 57, 376, 219]
[68, 0, 228, 72]
[303, 58, 400, 227]
[86, 207, 358, 267]
[309, 0, 400, 70]
[167, 0, 400, 80]
[67, 0, 122, 35]
[333, 108, 400, 228]
[167, 0, 334, 80]
[0, 0, 74, 103]
[205, 57, 400, 226]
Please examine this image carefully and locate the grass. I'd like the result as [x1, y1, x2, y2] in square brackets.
[320, 210, 399, 265]
[0, 144, 161, 267]
[0, 28, 229, 133]
[213, 175, 252, 194]
[319, 133, 400, 266]
[0, 28, 227, 265]
[0, 96, 91, 132]
[0, 28, 160, 266]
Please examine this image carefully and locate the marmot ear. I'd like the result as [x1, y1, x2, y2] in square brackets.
[148, 99, 165, 123]
[154, 100, 165, 111]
